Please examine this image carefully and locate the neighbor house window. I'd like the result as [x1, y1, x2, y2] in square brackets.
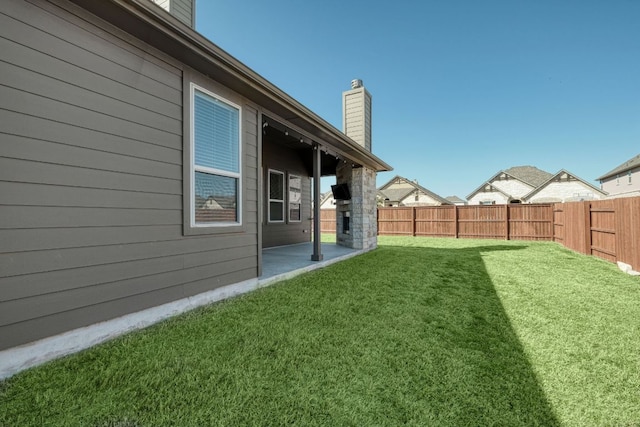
[629, 171, 632, 184]
[191, 84, 241, 226]
[269, 169, 285, 222]
[289, 174, 302, 222]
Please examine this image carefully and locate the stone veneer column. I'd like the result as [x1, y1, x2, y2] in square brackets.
[336, 162, 378, 250]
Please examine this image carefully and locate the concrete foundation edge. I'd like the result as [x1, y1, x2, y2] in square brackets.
[0, 247, 372, 380]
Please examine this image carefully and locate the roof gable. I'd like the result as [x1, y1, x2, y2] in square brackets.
[377, 175, 451, 204]
[467, 166, 553, 200]
[523, 169, 607, 200]
[467, 182, 512, 200]
[597, 153, 640, 180]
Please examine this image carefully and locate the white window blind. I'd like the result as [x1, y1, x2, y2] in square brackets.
[192, 87, 241, 225]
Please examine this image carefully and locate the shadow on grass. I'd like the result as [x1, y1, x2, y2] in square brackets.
[330, 242, 560, 425]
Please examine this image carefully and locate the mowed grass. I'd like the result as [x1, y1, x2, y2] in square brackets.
[1, 237, 639, 426]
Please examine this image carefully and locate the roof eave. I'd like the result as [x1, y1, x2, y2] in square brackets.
[70, 0, 391, 172]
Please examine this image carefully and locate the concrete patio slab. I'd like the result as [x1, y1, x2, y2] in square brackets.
[260, 242, 368, 285]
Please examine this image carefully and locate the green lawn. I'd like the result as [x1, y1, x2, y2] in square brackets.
[2, 237, 639, 426]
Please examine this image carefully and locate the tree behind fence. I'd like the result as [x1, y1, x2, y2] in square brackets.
[320, 197, 640, 271]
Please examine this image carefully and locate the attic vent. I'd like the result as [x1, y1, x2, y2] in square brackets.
[351, 79, 363, 89]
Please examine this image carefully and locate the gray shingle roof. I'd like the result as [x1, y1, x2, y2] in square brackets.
[445, 196, 466, 204]
[378, 187, 412, 202]
[503, 166, 553, 187]
[597, 153, 640, 180]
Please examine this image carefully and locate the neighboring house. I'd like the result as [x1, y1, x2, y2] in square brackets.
[525, 170, 607, 203]
[597, 153, 640, 199]
[319, 191, 336, 209]
[468, 166, 606, 205]
[0, 0, 391, 378]
[467, 166, 553, 205]
[445, 196, 468, 206]
[377, 175, 451, 207]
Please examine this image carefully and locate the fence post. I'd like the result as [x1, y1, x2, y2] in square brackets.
[584, 201, 592, 255]
[505, 204, 510, 240]
[412, 207, 416, 237]
[453, 205, 458, 239]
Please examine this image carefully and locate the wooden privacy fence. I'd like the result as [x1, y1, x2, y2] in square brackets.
[377, 204, 554, 241]
[320, 197, 640, 271]
[553, 198, 640, 271]
[320, 209, 337, 233]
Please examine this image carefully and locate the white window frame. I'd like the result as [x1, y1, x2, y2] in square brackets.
[189, 82, 242, 228]
[288, 174, 302, 223]
[268, 169, 285, 223]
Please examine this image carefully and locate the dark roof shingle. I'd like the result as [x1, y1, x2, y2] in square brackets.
[503, 166, 553, 187]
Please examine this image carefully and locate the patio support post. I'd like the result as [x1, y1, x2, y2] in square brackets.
[311, 142, 323, 261]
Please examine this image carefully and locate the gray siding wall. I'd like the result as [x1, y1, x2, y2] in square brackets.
[0, 0, 257, 350]
[149, 0, 193, 27]
[170, 0, 194, 27]
[601, 167, 640, 196]
[262, 140, 312, 248]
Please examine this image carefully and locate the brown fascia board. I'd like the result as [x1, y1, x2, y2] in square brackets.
[68, 0, 391, 172]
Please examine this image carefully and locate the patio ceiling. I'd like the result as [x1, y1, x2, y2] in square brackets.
[262, 116, 341, 177]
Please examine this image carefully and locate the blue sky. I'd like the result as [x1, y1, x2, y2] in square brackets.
[196, 0, 640, 199]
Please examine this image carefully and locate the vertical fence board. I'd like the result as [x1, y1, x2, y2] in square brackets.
[377, 207, 413, 235]
[510, 204, 554, 241]
[590, 200, 616, 263]
[553, 204, 565, 243]
[414, 206, 456, 237]
[320, 209, 336, 233]
[457, 205, 507, 239]
[615, 197, 640, 271]
[560, 202, 587, 255]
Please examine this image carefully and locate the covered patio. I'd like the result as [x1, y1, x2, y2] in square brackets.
[259, 242, 363, 285]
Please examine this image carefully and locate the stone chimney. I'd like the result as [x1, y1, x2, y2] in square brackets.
[342, 79, 372, 151]
[149, 0, 195, 28]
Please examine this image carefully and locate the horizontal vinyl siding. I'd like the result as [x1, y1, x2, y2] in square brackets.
[0, 0, 258, 350]
[170, 0, 193, 27]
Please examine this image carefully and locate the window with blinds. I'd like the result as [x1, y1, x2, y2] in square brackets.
[191, 86, 241, 225]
